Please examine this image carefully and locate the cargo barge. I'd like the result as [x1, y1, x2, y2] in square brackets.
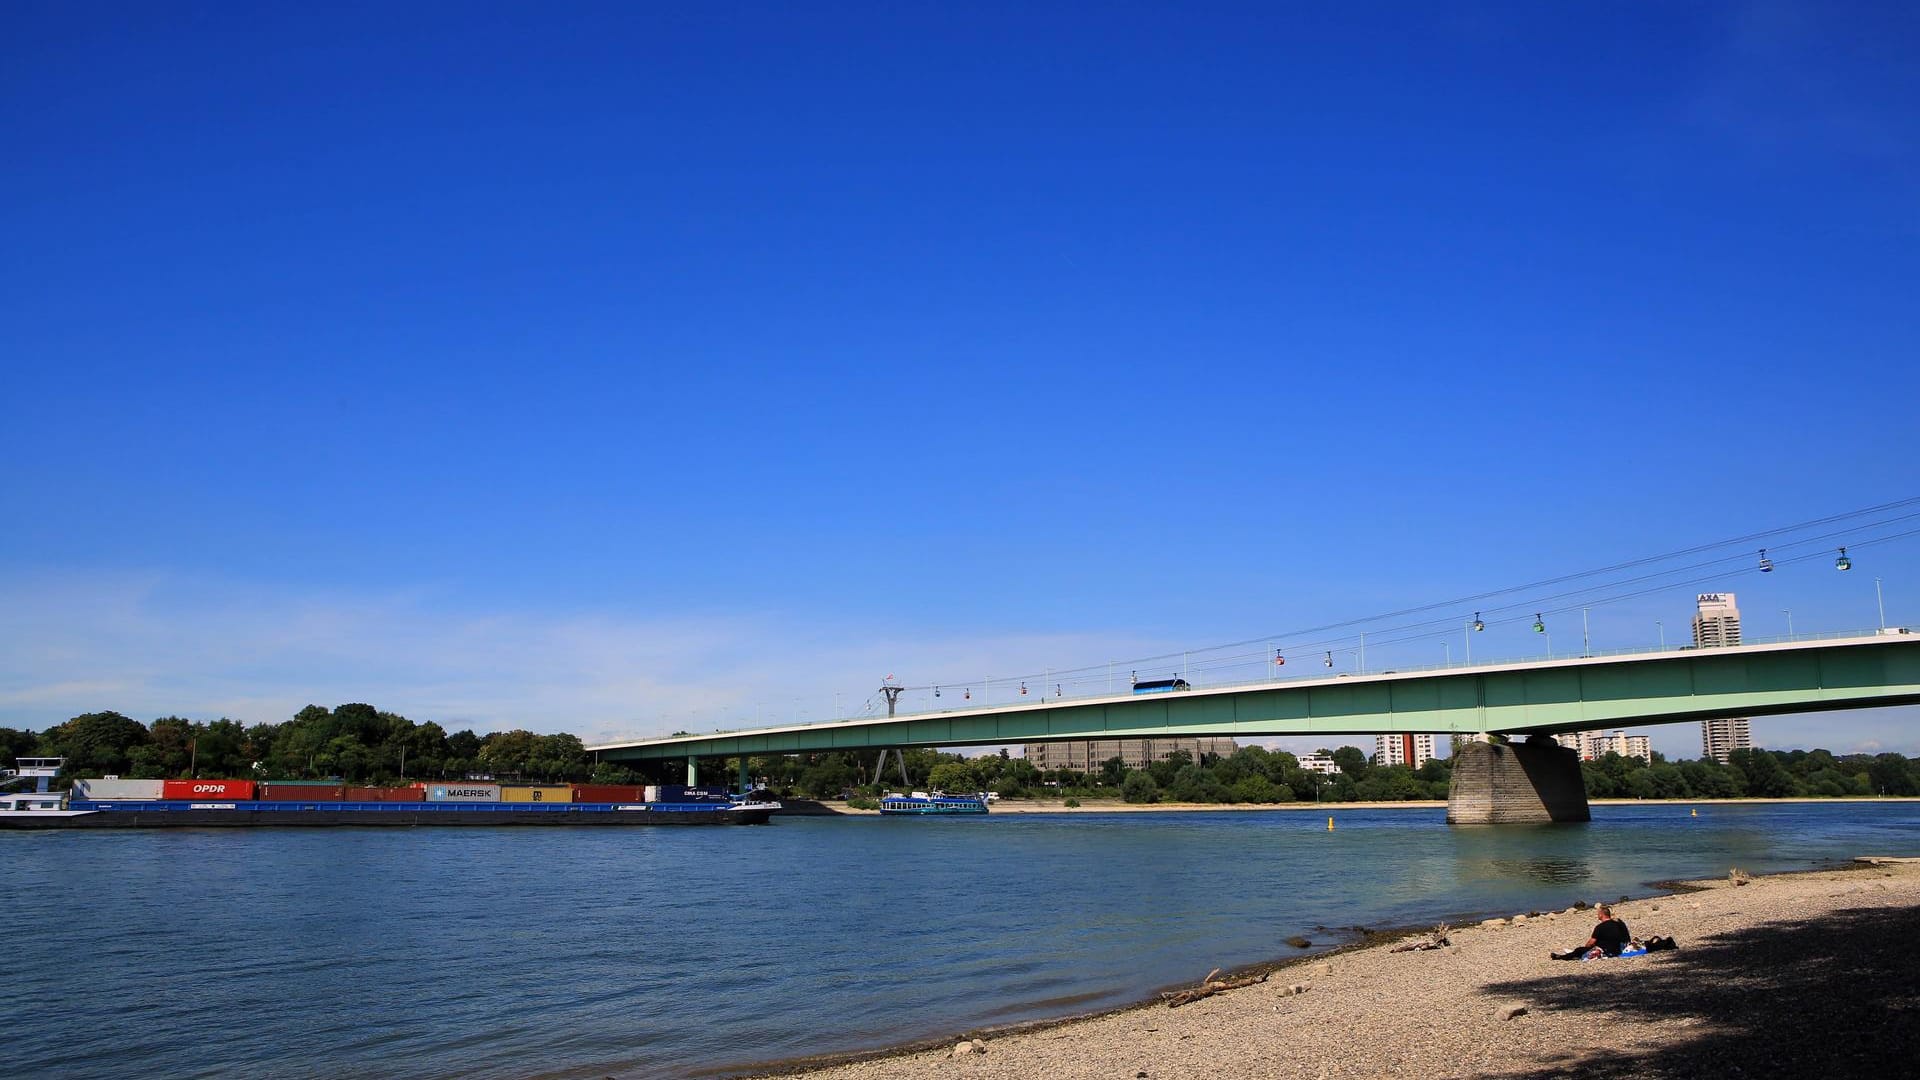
[0, 768, 779, 829]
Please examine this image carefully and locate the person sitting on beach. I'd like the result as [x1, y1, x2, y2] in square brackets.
[1551, 904, 1630, 960]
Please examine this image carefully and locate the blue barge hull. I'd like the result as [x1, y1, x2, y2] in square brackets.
[0, 800, 777, 828]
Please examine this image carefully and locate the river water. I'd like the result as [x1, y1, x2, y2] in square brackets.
[3, 802, 1916, 1079]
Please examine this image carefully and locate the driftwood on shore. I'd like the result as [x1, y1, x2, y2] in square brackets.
[1162, 969, 1269, 1008]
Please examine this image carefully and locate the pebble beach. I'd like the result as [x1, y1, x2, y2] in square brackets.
[753, 857, 1920, 1080]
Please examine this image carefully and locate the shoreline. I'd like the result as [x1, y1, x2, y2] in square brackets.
[782, 795, 1920, 816]
[736, 855, 1920, 1079]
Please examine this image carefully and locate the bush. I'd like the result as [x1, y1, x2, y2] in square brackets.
[1121, 771, 1159, 804]
[1064, 797, 1080, 808]
[845, 796, 879, 810]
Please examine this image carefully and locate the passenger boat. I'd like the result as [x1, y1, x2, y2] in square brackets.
[878, 791, 989, 816]
[0, 763, 781, 829]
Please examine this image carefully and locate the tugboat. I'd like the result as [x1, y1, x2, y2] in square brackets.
[878, 790, 989, 816]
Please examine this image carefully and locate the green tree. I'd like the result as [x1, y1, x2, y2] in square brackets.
[478, 729, 539, 777]
[1147, 749, 1192, 789]
[1121, 771, 1159, 803]
[1232, 774, 1282, 803]
[927, 760, 979, 793]
[1330, 746, 1370, 779]
[1729, 749, 1799, 798]
[40, 711, 149, 777]
[1867, 753, 1917, 796]
[0, 727, 37, 769]
[997, 757, 1040, 796]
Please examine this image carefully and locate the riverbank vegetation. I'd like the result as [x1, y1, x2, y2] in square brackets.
[4, 708, 1918, 801]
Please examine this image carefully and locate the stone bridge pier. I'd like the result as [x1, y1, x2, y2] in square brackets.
[1446, 735, 1590, 824]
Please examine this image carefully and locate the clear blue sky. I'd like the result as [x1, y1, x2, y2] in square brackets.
[4, 2, 1917, 757]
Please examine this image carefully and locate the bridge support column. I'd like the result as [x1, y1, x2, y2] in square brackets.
[738, 754, 749, 794]
[687, 755, 697, 786]
[1446, 735, 1590, 825]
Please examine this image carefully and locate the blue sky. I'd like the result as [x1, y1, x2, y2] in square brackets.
[4, 1, 1917, 757]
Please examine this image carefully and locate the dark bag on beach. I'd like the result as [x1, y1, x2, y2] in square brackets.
[1645, 935, 1678, 952]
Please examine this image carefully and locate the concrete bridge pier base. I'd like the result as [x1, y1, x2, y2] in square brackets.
[1446, 736, 1590, 825]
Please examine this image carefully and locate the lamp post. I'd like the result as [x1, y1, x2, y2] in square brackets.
[1656, 620, 1665, 649]
[1582, 608, 1591, 657]
[1877, 577, 1887, 630]
[1442, 641, 1451, 667]
[1782, 609, 1794, 637]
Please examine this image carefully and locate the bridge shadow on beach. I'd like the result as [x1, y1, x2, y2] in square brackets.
[1480, 892, 1920, 1079]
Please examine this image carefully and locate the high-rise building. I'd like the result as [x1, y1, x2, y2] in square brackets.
[1373, 733, 1435, 769]
[1022, 737, 1237, 772]
[1555, 730, 1652, 762]
[1694, 592, 1753, 763]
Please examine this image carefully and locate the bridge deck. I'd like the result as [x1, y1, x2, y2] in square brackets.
[590, 633, 1920, 761]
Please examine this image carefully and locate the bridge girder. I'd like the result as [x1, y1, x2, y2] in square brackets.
[591, 636, 1920, 762]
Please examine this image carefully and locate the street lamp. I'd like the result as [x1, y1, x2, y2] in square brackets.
[1782, 609, 1794, 637]
[1442, 641, 1451, 667]
[1876, 578, 1887, 630]
[1656, 620, 1665, 649]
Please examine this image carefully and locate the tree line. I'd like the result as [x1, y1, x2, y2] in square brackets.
[5, 708, 1917, 801]
[755, 742, 1920, 803]
[0, 706, 613, 785]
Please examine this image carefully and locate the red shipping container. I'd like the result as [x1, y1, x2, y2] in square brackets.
[162, 779, 257, 800]
[345, 786, 426, 802]
[571, 784, 645, 803]
[260, 784, 345, 801]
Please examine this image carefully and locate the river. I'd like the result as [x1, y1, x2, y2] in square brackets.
[3, 801, 1916, 1079]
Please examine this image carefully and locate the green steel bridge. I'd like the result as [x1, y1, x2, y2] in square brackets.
[589, 632, 1920, 776]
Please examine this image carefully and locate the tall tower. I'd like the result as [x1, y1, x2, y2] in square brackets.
[1373, 733, 1435, 769]
[1693, 593, 1753, 762]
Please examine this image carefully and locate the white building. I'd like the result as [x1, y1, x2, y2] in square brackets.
[1296, 751, 1341, 775]
[1554, 730, 1653, 762]
[1373, 733, 1436, 769]
[1693, 592, 1753, 763]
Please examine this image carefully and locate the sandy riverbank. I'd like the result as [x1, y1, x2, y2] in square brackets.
[749, 857, 1920, 1079]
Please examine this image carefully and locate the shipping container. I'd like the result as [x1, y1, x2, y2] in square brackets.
[653, 784, 733, 803]
[643, 785, 660, 802]
[570, 784, 645, 803]
[73, 778, 165, 801]
[499, 785, 571, 803]
[161, 779, 257, 800]
[424, 783, 500, 802]
[345, 786, 426, 802]
[260, 783, 345, 801]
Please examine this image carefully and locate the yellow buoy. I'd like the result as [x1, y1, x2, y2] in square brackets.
[1327, 815, 1335, 831]
[1690, 807, 1698, 817]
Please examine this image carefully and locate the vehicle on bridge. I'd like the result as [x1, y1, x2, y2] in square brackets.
[1131, 677, 1191, 694]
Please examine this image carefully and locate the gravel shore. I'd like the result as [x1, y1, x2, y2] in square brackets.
[751, 857, 1920, 1079]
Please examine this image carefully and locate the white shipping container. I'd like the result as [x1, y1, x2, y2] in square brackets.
[644, 785, 660, 802]
[425, 783, 501, 802]
[74, 778, 165, 800]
